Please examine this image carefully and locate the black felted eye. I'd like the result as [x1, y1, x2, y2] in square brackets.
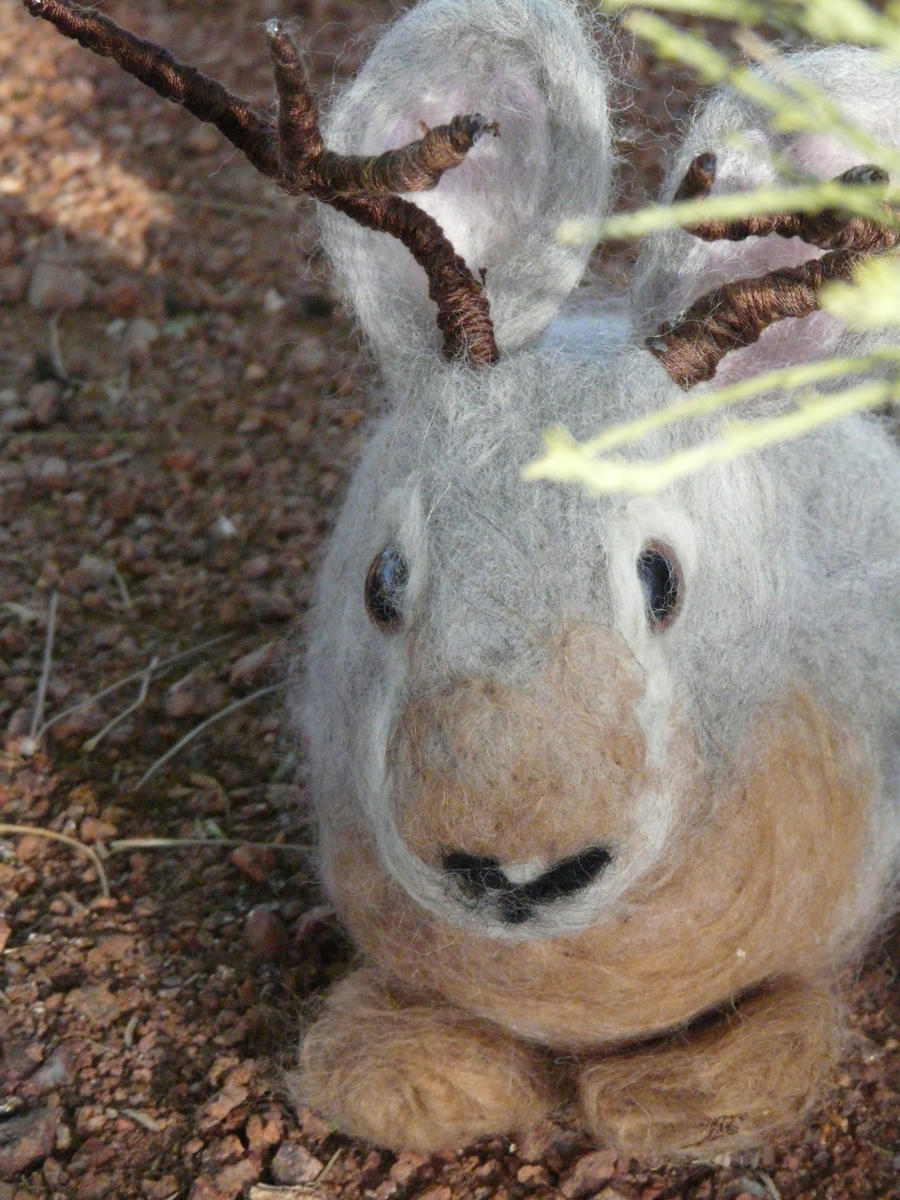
[636, 542, 682, 630]
[364, 545, 409, 630]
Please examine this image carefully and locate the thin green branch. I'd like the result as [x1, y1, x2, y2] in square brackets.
[573, 347, 900, 454]
[525, 377, 897, 495]
[560, 178, 896, 244]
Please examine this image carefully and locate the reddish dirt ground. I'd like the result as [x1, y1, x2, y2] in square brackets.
[1, 2, 897, 1199]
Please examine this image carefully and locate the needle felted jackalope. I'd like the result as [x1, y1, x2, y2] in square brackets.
[26, 0, 900, 1159]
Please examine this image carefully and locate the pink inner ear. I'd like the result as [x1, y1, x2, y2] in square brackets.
[785, 132, 875, 180]
[710, 310, 848, 386]
[382, 67, 550, 273]
[676, 216, 851, 386]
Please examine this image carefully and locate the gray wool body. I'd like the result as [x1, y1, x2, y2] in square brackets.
[297, 0, 900, 1142]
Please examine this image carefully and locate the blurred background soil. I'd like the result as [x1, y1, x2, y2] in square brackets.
[0, 2, 897, 1198]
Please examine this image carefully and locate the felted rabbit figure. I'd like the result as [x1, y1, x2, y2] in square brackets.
[296, 1, 900, 1157]
[23, 0, 899, 1162]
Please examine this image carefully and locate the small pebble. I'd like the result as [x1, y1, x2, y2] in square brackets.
[28, 260, 91, 312]
[26, 381, 61, 426]
[244, 906, 287, 961]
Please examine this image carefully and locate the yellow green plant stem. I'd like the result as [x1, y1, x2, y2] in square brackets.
[524, 358, 900, 494]
[602, 0, 900, 56]
[554, 347, 900, 456]
[561, 177, 896, 244]
[621, 10, 900, 166]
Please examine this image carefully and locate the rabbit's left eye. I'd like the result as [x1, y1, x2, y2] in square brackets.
[637, 542, 682, 630]
[365, 545, 409, 630]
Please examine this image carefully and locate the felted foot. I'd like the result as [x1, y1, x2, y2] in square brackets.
[296, 965, 559, 1152]
[576, 976, 842, 1158]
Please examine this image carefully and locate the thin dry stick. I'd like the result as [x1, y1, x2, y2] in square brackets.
[107, 836, 311, 857]
[135, 683, 283, 791]
[28, 590, 58, 744]
[0, 823, 110, 898]
[23, 0, 499, 366]
[82, 655, 159, 753]
[35, 633, 236, 742]
[109, 561, 133, 609]
[47, 314, 68, 380]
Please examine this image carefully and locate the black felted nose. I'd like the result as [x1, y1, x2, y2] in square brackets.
[442, 845, 612, 924]
[441, 851, 509, 898]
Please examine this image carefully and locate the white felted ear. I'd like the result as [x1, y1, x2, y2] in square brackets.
[319, 0, 612, 363]
[632, 47, 900, 385]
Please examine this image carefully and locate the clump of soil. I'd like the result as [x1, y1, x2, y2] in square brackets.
[1, 3, 897, 1199]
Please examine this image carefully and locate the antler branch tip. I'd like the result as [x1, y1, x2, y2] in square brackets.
[674, 151, 718, 202]
[22, 0, 499, 368]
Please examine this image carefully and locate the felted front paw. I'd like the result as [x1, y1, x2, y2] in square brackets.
[577, 976, 842, 1158]
[296, 966, 559, 1152]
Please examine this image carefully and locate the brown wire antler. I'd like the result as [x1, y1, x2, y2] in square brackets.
[23, 0, 500, 367]
[649, 152, 900, 388]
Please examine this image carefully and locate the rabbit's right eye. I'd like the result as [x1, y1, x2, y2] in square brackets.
[637, 542, 682, 631]
[365, 545, 409, 630]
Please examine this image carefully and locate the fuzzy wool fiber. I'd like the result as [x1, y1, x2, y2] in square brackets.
[297, 0, 900, 1159]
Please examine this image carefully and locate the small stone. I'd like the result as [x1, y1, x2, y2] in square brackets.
[28, 260, 91, 312]
[79, 816, 119, 842]
[15, 835, 46, 862]
[0, 1106, 58, 1175]
[231, 846, 276, 886]
[389, 1150, 426, 1186]
[241, 554, 272, 581]
[1, 405, 30, 431]
[560, 1149, 620, 1199]
[243, 1110, 283, 1156]
[229, 642, 281, 688]
[84, 933, 136, 968]
[123, 317, 159, 367]
[263, 288, 285, 314]
[66, 984, 122, 1028]
[99, 278, 143, 317]
[288, 333, 328, 373]
[246, 590, 293, 622]
[196, 1077, 251, 1131]
[37, 456, 70, 488]
[165, 675, 226, 719]
[26, 381, 61, 427]
[517, 1164, 551, 1186]
[20, 1043, 75, 1098]
[270, 1141, 324, 1185]
[244, 906, 287, 961]
[215, 515, 238, 539]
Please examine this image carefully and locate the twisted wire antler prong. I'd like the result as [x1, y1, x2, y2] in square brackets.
[262, 19, 500, 364]
[266, 20, 498, 197]
[24, 0, 499, 367]
[649, 151, 900, 388]
[647, 250, 863, 388]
